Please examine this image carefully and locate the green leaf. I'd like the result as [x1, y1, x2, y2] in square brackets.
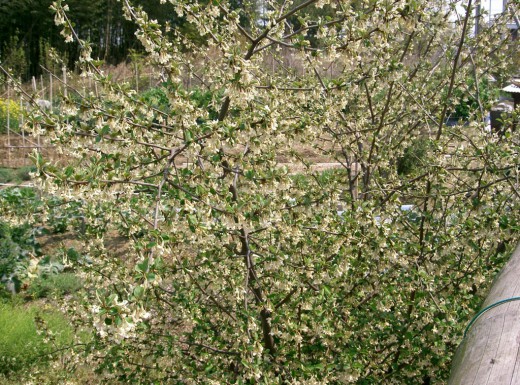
[185, 129, 193, 143]
[133, 285, 145, 298]
[136, 259, 149, 273]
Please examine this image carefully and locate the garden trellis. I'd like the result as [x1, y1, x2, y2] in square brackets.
[0, 64, 164, 169]
[1, 46, 339, 170]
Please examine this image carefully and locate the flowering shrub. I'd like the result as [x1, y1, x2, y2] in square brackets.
[5, 0, 519, 383]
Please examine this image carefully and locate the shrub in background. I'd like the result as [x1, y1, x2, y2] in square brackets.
[397, 138, 433, 176]
[27, 272, 82, 299]
[0, 98, 23, 134]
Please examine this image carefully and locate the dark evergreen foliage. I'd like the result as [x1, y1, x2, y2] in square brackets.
[0, 0, 186, 80]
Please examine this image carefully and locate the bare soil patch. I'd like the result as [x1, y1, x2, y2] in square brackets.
[38, 229, 130, 259]
[0, 134, 65, 168]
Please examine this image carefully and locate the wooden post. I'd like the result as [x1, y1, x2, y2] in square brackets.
[272, 49, 275, 74]
[134, 62, 139, 92]
[19, 97, 23, 132]
[20, 97, 26, 165]
[6, 82, 10, 146]
[63, 66, 68, 98]
[448, 242, 520, 384]
[6, 82, 11, 166]
[475, 0, 482, 36]
[50, 73, 53, 107]
[187, 64, 191, 90]
[350, 162, 360, 201]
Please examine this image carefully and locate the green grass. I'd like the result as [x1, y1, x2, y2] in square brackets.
[0, 301, 74, 375]
[0, 168, 14, 183]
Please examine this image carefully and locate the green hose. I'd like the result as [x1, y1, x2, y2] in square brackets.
[464, 296, 520, 338]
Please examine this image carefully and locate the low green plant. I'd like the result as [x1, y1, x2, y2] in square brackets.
[0, 221, 41, 293]
[141, 86, 222, 121]
[0, 187, 42, 219]
[141, 87, 170, 112]
[0, 302, 73, 375]
[0, 167, 36, 184]
[26, 272, 82, 299]
[0, 187, 87, 235]
[15, 166, 36, 182]
[0, 168, 15, 183]
[45, 196, 84, 234]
